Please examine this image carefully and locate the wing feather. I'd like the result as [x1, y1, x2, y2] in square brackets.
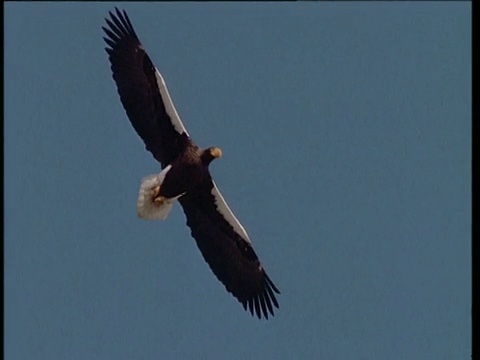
[259, 291, 268, 320]
[248, 299, 254, 316]
[263, 288, 274, 315]
[254, 296, 261, 319]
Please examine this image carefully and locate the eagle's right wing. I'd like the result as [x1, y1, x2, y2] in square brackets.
[103, 8, 190, 168]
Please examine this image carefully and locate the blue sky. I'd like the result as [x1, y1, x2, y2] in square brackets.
[5, 3, 471, 359]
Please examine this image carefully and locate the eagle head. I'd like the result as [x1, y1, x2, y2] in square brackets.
[201, 147, 222, 165]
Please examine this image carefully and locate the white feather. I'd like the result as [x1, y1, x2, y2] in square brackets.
[154, 68, 189, 137]
[211, 181, 251, 243]
[137, 165, 182, 220]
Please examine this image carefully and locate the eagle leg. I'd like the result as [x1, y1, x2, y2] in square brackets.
[151, 186, 165, 203]
[137, 165, 179, 220]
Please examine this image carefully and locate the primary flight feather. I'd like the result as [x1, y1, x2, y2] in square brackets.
[102, 8, 280, 319]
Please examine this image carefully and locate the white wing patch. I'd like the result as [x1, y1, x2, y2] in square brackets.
[211, 181, 252, 244]
[154, 68, 190, 136]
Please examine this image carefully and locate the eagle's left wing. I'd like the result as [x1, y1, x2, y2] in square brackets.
[179, 178, 280, 319]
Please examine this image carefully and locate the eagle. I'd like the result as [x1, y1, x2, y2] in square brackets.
[102, 8, 280, 319]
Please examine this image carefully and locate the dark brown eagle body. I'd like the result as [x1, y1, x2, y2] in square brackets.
[158, 144, 212, 199]
[103, 8, 280, 319]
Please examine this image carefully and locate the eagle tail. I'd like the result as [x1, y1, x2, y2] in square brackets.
[137, 165, 182, 220]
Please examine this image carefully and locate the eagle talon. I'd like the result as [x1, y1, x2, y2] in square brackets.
[153, 195, 165, 204]
[150, 186, 165, 204]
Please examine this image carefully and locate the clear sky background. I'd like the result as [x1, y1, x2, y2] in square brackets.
[5, 3, 471, 359]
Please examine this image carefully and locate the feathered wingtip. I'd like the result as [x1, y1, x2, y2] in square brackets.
[102, 7, 139, 55]
[242, 273, 280, 320]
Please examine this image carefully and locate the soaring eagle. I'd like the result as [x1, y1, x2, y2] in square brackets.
[102, 8, 279, 319]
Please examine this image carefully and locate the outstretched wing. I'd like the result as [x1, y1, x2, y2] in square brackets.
[179, 178, 280, 319]
[103, 8, 190, 167]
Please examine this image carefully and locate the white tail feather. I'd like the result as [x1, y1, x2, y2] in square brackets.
[136, 166, 182, 220]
